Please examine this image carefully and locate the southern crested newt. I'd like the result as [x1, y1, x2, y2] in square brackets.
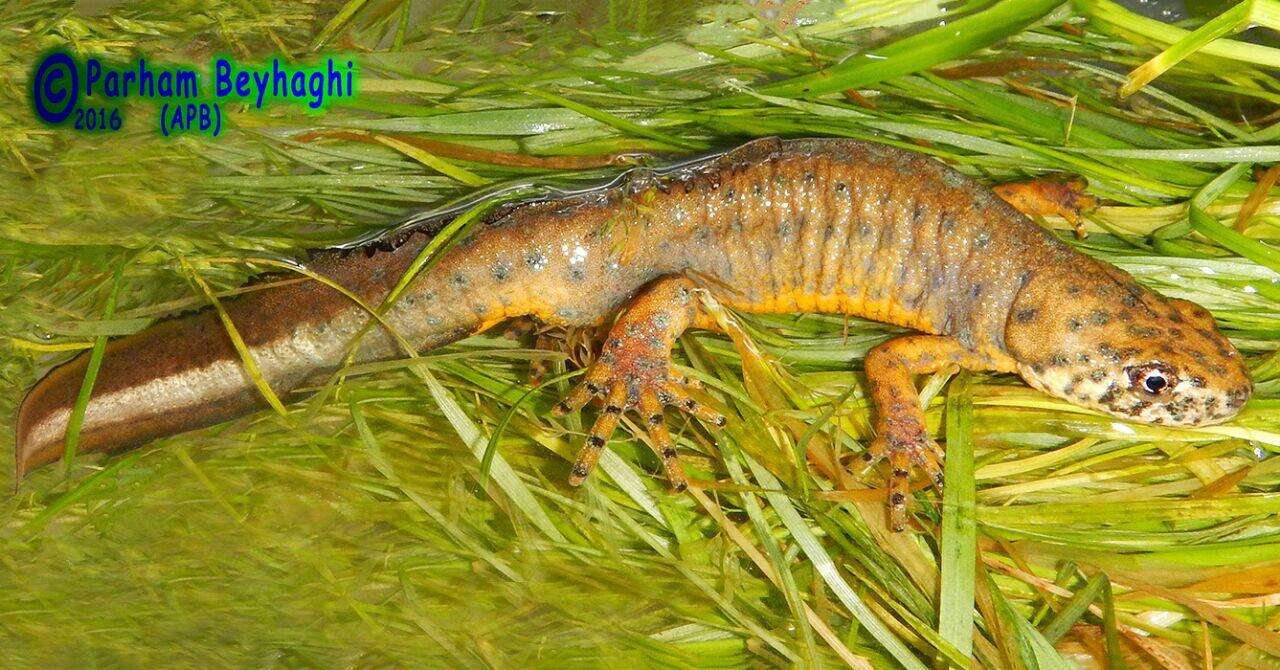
[14, 137, 1252, 530]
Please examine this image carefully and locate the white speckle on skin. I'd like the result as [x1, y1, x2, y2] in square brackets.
[564, 243, 588, 266]
[1112, 422, 1136, 435]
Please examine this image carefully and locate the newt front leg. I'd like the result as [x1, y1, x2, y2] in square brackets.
[862, 335, 998, 531]
[554, 275, 724, 491]
[993, 175, 1098, 237]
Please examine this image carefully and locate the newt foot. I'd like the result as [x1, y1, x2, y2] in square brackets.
[862, 429, 945, 532]
[555, 361, 724, 492]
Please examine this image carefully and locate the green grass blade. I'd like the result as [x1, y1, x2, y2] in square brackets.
[60, 261, 125, 477]
[1040, 573, 1106, 643]
[938, 372, 977, 659]
[1187, 163, 1280, 273]
[989, 574, 1075, 670]
[1120, 0, 1251, 96]
[743, 456, 930, 670]
[415, 365, 567, 543]
[758, 0, 1062, 98]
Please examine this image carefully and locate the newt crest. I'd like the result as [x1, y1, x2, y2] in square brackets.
[1007, 263, 1250, 426]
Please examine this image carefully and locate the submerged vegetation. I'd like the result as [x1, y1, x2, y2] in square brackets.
[3, 0, 1280, 666]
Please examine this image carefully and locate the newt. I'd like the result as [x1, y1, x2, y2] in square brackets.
[15, 137, 1252, 530]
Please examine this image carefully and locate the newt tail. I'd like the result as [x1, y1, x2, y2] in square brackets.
[16, 137, 1251, 531]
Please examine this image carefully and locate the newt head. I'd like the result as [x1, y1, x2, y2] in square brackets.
[1005, 269, 1251, 427]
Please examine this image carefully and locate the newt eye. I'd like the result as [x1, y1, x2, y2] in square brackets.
[1127, 363, 1175, 396]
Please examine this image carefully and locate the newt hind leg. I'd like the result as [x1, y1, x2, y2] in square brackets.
[555, 275, 724, 491]
[863, 335, 994, 531]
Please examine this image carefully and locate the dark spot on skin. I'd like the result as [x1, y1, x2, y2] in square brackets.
[672, 481, 688, 493]
[892, 469, 909, 478]
[491, 262, 511, 282]
[1015, 307, 1038, 323]
[1032, 363, 1045, 374]
[1050, 353, 1069, 367]
[586, 382, 602, 395]
[890, 492, 906, 506]
[1098, 384, 1119, 404]
[1091, 370, 1106, 382]
[1077, 353, 1092, 364]
[1067, 318, 1082, 332]
[649, 414, 664, 426]
[835, 182, 847, 192]
[572, 465, 589, 478]
[974, 232, 990, 249]
[970, 284, 984, 299]
[1066, 285, 1082, 295]
[568, 267, 586, 282]
[525, 251, 547, 271]
[859, 223, 872, 237]
[450, 273, 468, 288]
[1089, 309, 1111, 326]
[713, 416, 727, 427]
[605, 405, 622, 414]
[587, 436, 605, 448]
[662, 448, 678, 458]
[1128, 325, 1158, 338]
[1099, 344, 1121, 363]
